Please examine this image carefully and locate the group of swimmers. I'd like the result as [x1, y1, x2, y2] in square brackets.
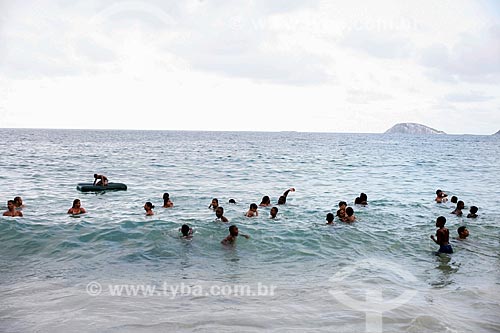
[431, 189, 478, 254]
[2, 180, 478, 250]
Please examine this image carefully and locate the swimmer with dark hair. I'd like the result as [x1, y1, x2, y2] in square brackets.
[215, 206, 229, 223]
[228, 199, 236, 204]
[457, 226, 469, 240]
[450, 196, 458, 204]
[336, 201, 347, 220]
[343, 207, 356, 223]
[435, 189, 448, 203]
[431, 216, 453, 254]
[451, 200, 464, 216]
[67, 199, 86, 215]
[180, 224, 193, 239]
[3, 200, 23, 217]
[245, 203, 258, 217]
[270, 206, 278, 219]
[467, 206, 478, 218]
[221, 225, 249, 245]
[259, 195, 271, 207]
[144, 202, 155, 216]
[326, 212, 334, 225]
[278, 187, 295, 205]
[13, 196, 24, 209]
[209, 198, 219, 210]
[162, 192, 174, 208]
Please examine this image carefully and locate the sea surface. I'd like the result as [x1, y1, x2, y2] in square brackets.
[0, 128, 499, 333]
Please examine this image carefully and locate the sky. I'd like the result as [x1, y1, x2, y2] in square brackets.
[0, 0, 499, 134]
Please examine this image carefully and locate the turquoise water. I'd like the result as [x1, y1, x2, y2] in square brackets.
[1, 129, 499, 332]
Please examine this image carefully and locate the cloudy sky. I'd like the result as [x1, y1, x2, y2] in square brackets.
[1, 0, 499, 134]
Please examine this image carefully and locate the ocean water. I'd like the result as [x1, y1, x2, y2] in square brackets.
[0, 128, 499, 333]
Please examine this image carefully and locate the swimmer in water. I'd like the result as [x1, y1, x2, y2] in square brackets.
[144, 202, 155, 216]
[245, 203, 259, 217]
[467, 206, 478, 218]
[13, 196, 25, 209]
[162, 192, 174, 208]
[221, 225, 249, 245]
[336, 201, 347, 220]
[342, 207, 356, 223]
[430, 216, 453, 254]
[456, 226, 469, 240]
[435, 189, 448, 203]
[451, 200, 464, 216]
[67, 199, 86, 215]
[3, 200, 23, 217]
[259, 195, 271, 207]
[326, 212, 334, 225]
[180, 224, 193, 239]
[215, 206, 229, 223]
[270, 206, 278, 219]
[209, 198, 219, 210]
[277, 187, 295, 205]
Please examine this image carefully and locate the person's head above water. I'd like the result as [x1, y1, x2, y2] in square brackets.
[457, 226, 469, 239]
[13, 196, 23, 207]
[326, 212, 334, 223]
[209, 198, 219, 209]
[229, 225, 239, 236]
[270, 206, 278, 218]
[260, 196, 271, 205]
[163, 192, 170, 200]
[215, 206, 224, 218]
[436, 215, 446, 228]
[346, 207, 354, 216]
[181, 224, 191, 237]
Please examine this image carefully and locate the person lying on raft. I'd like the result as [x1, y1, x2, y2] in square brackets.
[93, 174, 108, 186]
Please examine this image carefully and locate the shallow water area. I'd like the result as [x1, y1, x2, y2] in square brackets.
[1, 129, 499, 332]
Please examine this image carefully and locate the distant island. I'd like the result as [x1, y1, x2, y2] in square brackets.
[384, 123, 446, 135]
[493, 130, 500, 136]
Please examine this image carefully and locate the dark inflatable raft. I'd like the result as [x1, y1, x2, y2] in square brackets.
[76, 183, 127, 192]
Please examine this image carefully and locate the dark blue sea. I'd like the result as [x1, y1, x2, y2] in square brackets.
[1, 129, 499, 332]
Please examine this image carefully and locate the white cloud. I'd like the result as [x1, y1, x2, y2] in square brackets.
[0, 0, 499, 134]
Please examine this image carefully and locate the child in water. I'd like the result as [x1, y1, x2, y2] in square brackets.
[430, 216, 453, 254]
[221, 225, 249, 245]
[435, 189, 448, 203]
[215, 206, 229, 222]
[270, 207, 279, 219]
[467, 206, 478, 218]
[245, 203, 258, 217]
[336, 201, 347, 220]
[342, 207, 356, 223]
[162, 193, 174, 208]
[326, 212, 334, 225]
[209, 198, 219, 210]
[457, 226, 469, 240]
[180, 224, 193, 239]
[144, 202, 155, 216]
[451, 200, 465, 216]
